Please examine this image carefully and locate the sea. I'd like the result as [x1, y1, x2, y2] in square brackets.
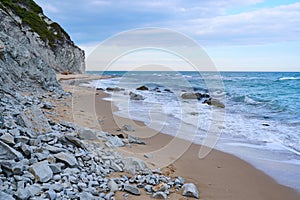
[85, 71, 300, 191]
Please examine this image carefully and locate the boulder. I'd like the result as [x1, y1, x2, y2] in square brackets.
[105, 136, 125, 148]
[152, 191, 167, 199]
[0, 132, 15, 145]
[18, 107, 52, 135]
[136, 85, 149, 91]
[0, 191, 14, 200]
[123, 184, 141, 195]
[54, 152, 78, 167]
[181, 92, 209, 100]
[182, 183, 199, 199]
[129, 92, 145, 100]
[128, 135, 146, 145]
[152, 183, 168, 192]
[0, 160, 23, 176]
[123, 124, 135, 132]
[0, 140, 23, 161]
[27, 184, 42, 196]
[78, 128, 98, 140]
[46, 189, 56, 200]
[65, 135, 87, 149]
[16, 188, 31, 200]
[123, 157, 149, 175]
[108, 179, 119, 192]
[203, 98, 225, 108]
[106, 87, 123, 92]
[30, 161, 53, 183]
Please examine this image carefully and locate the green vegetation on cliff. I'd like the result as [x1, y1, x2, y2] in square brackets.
[0, 0, 71, 48]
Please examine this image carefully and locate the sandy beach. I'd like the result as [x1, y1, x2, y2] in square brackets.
[54, 74, 300, 200]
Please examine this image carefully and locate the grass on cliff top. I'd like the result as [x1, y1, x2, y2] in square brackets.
[0, 0, 71, 49]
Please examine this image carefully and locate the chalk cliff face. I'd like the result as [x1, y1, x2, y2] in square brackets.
[0, 0, 85, 92]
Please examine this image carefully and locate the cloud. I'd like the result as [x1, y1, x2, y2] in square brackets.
[34, 0, 300, 46]
[170, 3, 300, 45]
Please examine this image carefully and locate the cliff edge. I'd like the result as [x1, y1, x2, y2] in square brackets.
[0, 0, 85, 92]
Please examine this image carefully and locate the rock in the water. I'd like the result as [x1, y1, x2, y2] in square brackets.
[106, 136, 125, 148]
[0, 140, 23, 161]
[181, 92, 209, 100]
[30, 161, 53, 182]
[0, 191, 14, 200]
[106, 87, 123, 92]
[18, 107, 52, 134]
[136, 85, 149, 91]
[123, 184, 141, 195]
[54, 152, 78, 167]
[203, 98, 225, 108]
[129, 92, 145, 100]
[78, 128, 98, 140]
[152, 191, 167, 199]
[182, 183, 199, 199]
[123, 157, 149, 175]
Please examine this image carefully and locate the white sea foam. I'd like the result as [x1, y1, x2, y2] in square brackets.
[279, 76, 300, 80]
[244, 96, 261, 105]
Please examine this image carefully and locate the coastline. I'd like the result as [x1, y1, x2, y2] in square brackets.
[57, 74, 300, 200]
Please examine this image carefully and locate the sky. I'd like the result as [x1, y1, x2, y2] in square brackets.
[35, 0, 300, 71]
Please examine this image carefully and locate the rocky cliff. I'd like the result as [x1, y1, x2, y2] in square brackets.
[0, 0, 85, 92]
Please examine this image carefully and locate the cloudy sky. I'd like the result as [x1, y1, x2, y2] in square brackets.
[35, 0, 300, 71]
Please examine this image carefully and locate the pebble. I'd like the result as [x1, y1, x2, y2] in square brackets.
[123, 184, 141, 195]
[152, 191, 168, 199]
[46, 189, 56, 200]
[108, 179, 119, 192]
[52, 174, 61, 181]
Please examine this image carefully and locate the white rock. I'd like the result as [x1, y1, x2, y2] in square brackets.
[108, 179, 119, 192]
[30, 161, 53, 183]
[182, 183, 199, 199]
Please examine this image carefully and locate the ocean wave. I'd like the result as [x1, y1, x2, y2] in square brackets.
[279, 77, 300, 81]
[244, 96, 261, 105]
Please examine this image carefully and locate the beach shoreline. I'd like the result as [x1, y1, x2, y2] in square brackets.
[56, 73, 300, 200]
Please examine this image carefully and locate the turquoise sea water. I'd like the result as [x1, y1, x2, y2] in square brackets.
[86, 71, 300, 191]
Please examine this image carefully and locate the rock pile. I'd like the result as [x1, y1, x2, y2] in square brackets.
[0, 90, 199, 199]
